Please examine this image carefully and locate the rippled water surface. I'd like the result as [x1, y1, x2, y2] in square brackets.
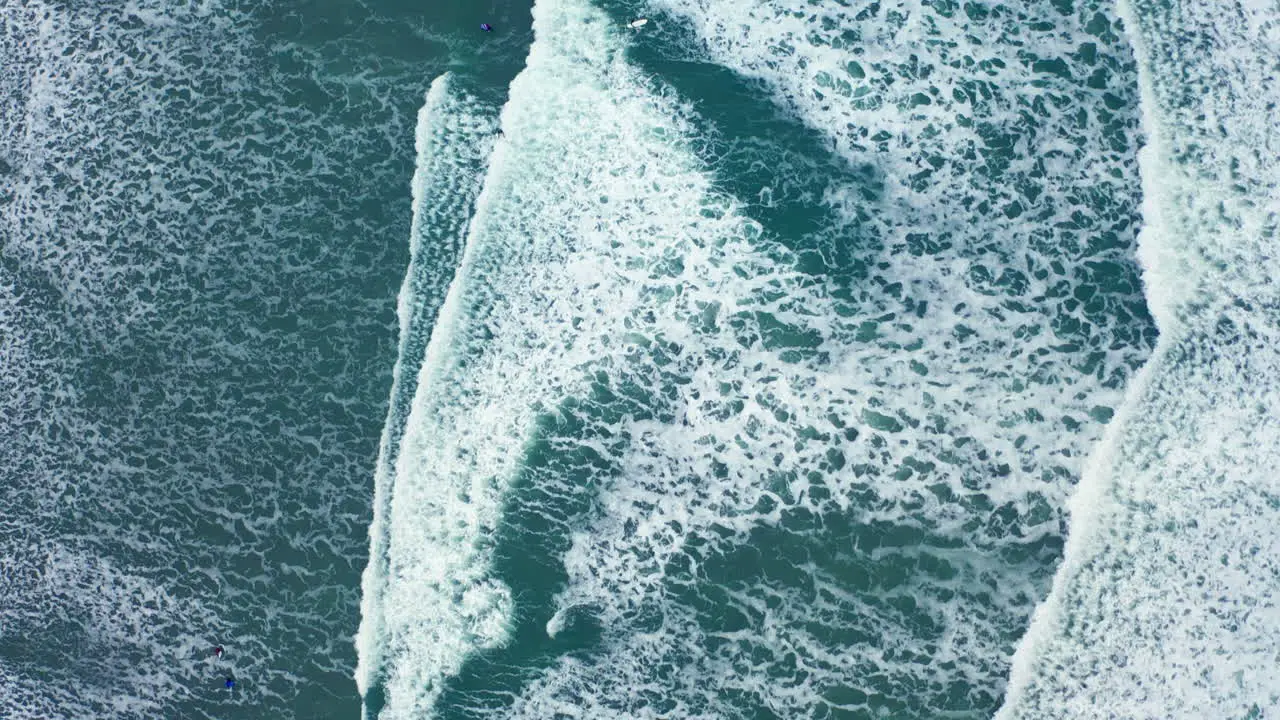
[4, 1, 1277, 718]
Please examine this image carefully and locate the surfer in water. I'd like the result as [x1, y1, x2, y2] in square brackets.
[480, 22, 492, 32]
[213, 646, 224, 659]
[225, 677, 235, 690]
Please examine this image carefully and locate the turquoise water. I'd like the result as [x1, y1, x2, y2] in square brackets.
[1, 2, 527, 717]
[360, 0, 1156, 717]
[2, 0, 1275, 718]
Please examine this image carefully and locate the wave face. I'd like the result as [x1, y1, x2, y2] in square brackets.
[361, 0, 1157, 717]
[0, 1, 444, 716]
[1000, 1, 1280, 717]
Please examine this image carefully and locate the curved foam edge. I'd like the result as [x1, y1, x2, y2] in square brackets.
[998, 0, 1280, 715]
[995, 3, 1169, 707]
[356, 71, 499, 705]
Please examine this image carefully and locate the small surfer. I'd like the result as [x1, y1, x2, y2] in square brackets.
[480, 22, 493, 32]
[225, 677, 235, 690]
[213, 646, 224, 659]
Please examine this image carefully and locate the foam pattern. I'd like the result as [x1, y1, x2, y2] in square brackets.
[0, 261, 69, 720]
[366, 0, 1156, 717]
[1, 0, 439, 716]
[358, 72, 500, 705]
[1000, 0, 1280, 716]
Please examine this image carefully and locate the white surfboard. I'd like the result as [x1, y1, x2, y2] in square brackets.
[629, 18, 649, 29]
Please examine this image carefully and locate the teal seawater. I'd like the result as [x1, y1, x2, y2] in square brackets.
[359, 0, 1159, 718]
[1000, 0, 1280, 716]
[0, 2, 530, 718]
[16, 0, 1256, 718]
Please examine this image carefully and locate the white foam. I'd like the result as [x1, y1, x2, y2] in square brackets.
[371, 0, 1154, 716]
[357, 71, 499, 700]
[999, 0, 1280, 716]
[365, 0, 824, 713]
[493, 0, 1154, 714]
[3, 0, 438, 714]
[1, 3, 249, 713]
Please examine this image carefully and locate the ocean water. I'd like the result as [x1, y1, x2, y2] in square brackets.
[360, 0, 1156, 717]
[0, 1, 519, 717]
[1000, 1, 1280, 717]
[1, 0, 1271, 719]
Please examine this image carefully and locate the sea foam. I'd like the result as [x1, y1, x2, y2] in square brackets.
[367, 0, 1155, 717]
[999, 1, 1280, 716]
[358, 71, 499, 708]
[2, 0, 430, 716]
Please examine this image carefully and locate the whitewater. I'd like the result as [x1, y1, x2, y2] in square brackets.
[1, 0, 1276, 718]
[360, 0, 1280, 717]
[1000, 0, 1280, 717]
[356, 0, 1175, 717]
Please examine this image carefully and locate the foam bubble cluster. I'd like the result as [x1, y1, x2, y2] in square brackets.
[368, 0, 1156, 716]
[1, 0, 438, 716]
[1000, 1, 1280, 716]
